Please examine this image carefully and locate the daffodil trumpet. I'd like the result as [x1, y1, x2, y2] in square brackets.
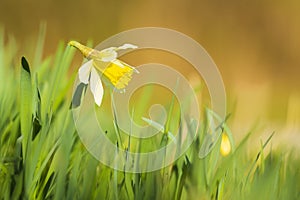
[69, 41, 138, 106]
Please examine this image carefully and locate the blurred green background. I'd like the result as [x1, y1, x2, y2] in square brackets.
[0, 0, 299, 146]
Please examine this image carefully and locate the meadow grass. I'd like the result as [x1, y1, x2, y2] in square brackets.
[0, 28, 299, 200]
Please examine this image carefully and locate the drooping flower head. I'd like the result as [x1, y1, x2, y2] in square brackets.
[69, 41, 138, 106]
[220, 133, 231, 156]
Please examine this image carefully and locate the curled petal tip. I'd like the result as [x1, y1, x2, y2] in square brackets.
[118, 44, 138, 50]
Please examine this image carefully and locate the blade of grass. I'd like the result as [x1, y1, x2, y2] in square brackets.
[245, 132, 275, 186]
[20, 57, 33, 161]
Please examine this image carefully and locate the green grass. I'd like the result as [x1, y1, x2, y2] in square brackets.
[0, 28, 300, 200]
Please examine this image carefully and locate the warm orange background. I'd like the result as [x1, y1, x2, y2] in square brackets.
[1, 0, 299, 145]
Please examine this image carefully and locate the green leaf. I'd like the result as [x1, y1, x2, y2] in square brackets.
[20, 56, 33, 161]
[21, 56, 31, 73]
[71, 82, 87, 108]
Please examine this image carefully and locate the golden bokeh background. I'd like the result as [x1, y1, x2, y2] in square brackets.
[1, 0, 299, 145]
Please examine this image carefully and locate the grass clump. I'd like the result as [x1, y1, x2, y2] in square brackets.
[0, 28, 299, 200]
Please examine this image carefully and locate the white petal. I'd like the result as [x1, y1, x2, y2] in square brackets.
[90, 67, 104, 106]
[117, 44, 138, 50]
[98, 44, 137, 62]
[102, 47, 117, 51]
[78, 60, 93, 84]
[99, 48, 118, 62]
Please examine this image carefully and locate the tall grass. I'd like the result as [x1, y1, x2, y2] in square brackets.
[0, 27, 299, 200]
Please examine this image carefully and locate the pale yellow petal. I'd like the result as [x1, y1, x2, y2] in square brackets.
[99, 48, 118, 62]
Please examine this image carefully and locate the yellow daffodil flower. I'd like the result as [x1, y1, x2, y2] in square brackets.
[68, 41, 138, 106]
[220, 133, 231, 156]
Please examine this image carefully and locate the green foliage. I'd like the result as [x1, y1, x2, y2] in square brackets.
[0, 29, 299, 200]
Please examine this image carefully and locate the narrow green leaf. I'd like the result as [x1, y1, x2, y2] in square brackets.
[20, 56, 33, 161]
[71, 82, 87, 108]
